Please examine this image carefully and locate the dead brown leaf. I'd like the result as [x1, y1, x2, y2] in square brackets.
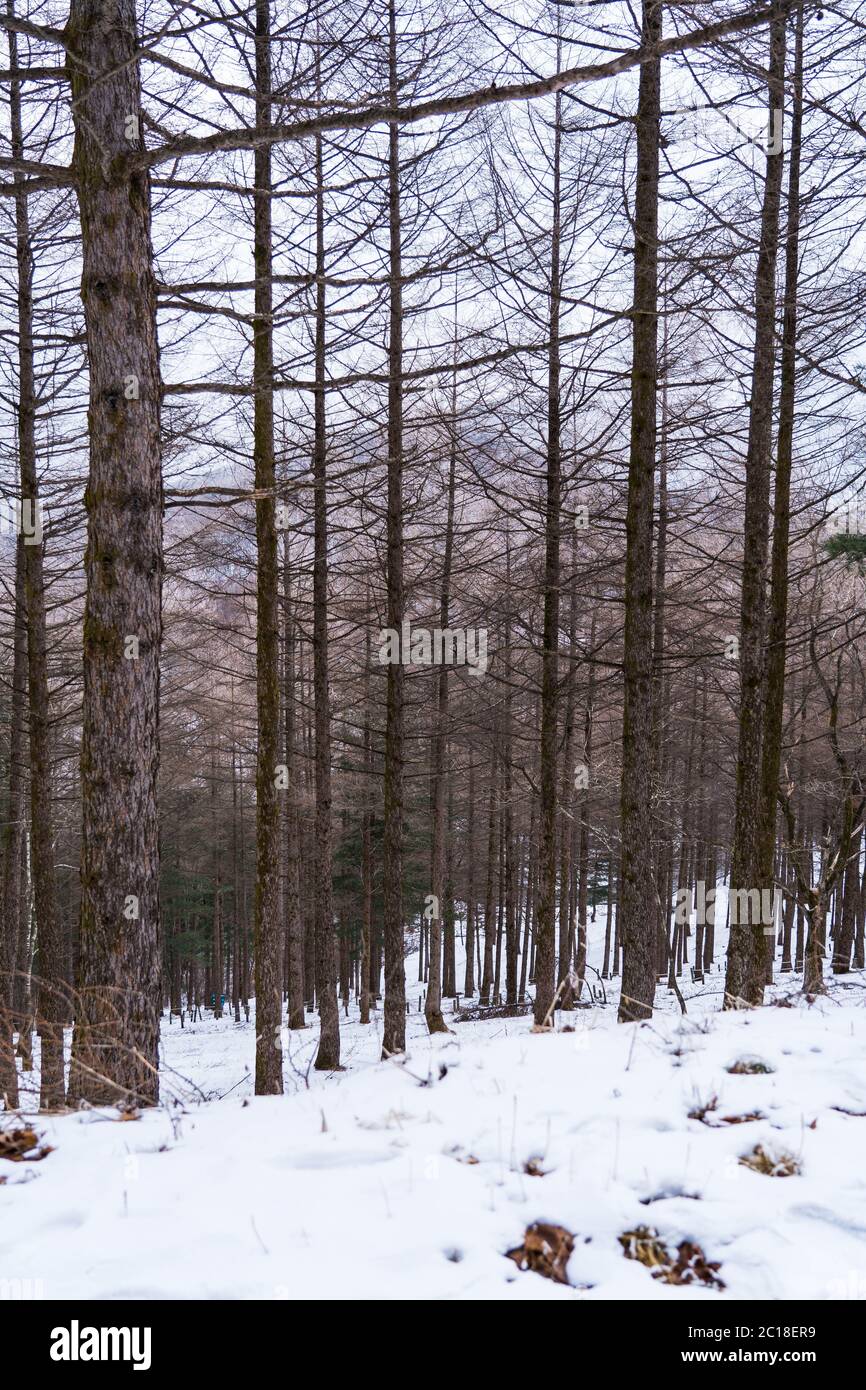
[0, 1126, 54, 1162]
[507, 1222, 574, 1284]
[739, 1143, 800, 1177]
[727, 1057, 774, 1075]
[620, 1225, 725, 1290]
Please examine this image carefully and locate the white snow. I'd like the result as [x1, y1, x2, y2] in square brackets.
[4, 922, 866, 1300]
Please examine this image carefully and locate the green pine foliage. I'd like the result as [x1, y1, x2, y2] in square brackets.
[824, 532, 866, 568]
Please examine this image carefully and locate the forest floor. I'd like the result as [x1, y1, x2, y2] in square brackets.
[4, 915, 866, 1300]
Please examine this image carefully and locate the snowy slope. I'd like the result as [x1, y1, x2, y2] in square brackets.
[4, 961, 866, 1300]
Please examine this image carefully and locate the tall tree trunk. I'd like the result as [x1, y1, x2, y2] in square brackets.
[66, 0, 162, 1107]
[617, 0, 661, 1024]
[381, 0, 407, 1056]
[757, 0, 803, 985]
[0, 538, 26, 1108]
[534, 84, 563, 1028]
[724, 2, 787, 1009]
[282, 540, 306, 1028]
[252, 0, 283, 1093]
[312, 104, 340, 1071]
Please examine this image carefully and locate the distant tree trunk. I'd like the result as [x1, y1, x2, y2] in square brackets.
[66, 0, 162, 1107]
[360, 618, 374, 1024]
[832, 825, 860, 974]
[534, 84, 563, 1028]
[481, 744, 497, 1003]
[557, 536, 578, 1010]
[426, 418, 457, 1034]
[464, 761, 476, 997]
[503, 542, 519, 1007]
[854, 855, 866, 970]
[576, 614, 597, 999]
[780, 846, 795, 973]
[601, 855, 613, 980]
[668, 680, 697, 990]
[494, 804, 505, 1000]
[520, 805, 537, 999]
[693, 677, 708, 982]
[443, 778, 456, 998]
[724, 2, 787, 1009]
[617, 0, 661, 1024]
[14, 803, 34, 1070]
[230, 704, 241, 1021]
[252, 0, 283, 1094]
[7, 3, 63, 1110]
[237, 737, 250, 1019]
[0, 538, 25, 1108]
[703, 815, 718, 974]
[381, 0, 407, 1056]
[211, 745, 223, 1018]
[283, 540, 306, 1028]
[651, 330, 670, 981]
[804, 892, 826, 996]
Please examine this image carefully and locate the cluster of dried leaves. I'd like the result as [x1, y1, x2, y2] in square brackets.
[0, 1125, 53, 1163]
[507, 1222, 575, 1285]
[727, 1057, 775, 1075]
[738, 1143, 800, 1177]
[688, 1095, 765, 1126]
[619, 1225, 725, 1290]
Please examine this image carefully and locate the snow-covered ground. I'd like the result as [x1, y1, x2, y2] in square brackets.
[4, 916, 866, 1300]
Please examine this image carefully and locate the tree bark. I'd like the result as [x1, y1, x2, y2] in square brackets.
[756, 0, 803, 986]
[425, 402, 457, 1034]
[557, 536, 578, 1010]
[464, 760, 476, 997]
[0, 538, 26, 1108]
[311, 96, 340, 1070]
[6, 0, 63, 1110]
[724, 3, 787, 1009]
[381, 0, 407, 1056]
[252, 0, 283, 1094]
[481, 740, 497, 1003]
[832, 825, 860, 973]
[617, 0, 661, 1024]
[360, 615, 374, 1024]
[211, 745, 223, 1018]
[534, 83, 563, 1027]
[576, 614, 597, 1000]
[282, 539, 306, 1028]
[66, 0, 162, 1107]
